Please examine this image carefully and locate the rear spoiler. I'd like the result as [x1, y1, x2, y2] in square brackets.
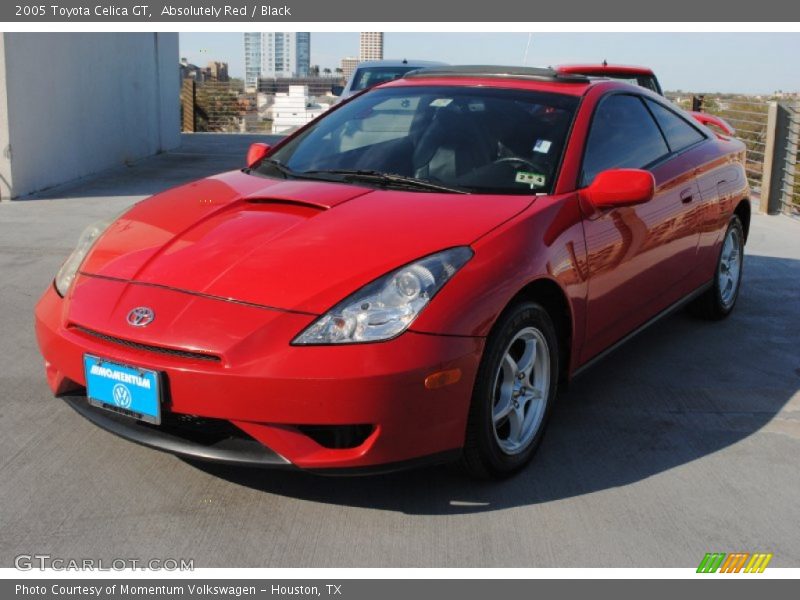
[689, 111, 736, 137]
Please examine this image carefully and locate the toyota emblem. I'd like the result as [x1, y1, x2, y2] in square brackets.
[127, 306, 155, 327]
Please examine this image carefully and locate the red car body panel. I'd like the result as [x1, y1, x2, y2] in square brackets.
[35, 73, 749, 472]
[382, 75, 591, 97]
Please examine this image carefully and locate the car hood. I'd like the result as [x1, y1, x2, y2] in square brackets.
[79, 171, 533, 314]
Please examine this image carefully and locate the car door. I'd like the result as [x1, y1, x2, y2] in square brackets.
[642, 97, 716, 279]
[578, 92, 703, 362]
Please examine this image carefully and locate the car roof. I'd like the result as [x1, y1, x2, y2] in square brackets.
[385, 65, 595, 96]
[355, 59, 447, 68]
[556, 63, 656, 76]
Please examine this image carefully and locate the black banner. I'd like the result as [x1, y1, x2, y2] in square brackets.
[4, 579, 799, 600]
[3, 0, 800, 22]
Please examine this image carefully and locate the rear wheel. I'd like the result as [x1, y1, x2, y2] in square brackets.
[690, 216, 744, 320]
[461, 301, 559, 479]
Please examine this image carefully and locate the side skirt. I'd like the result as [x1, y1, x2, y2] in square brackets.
[571, 281, 713, 379]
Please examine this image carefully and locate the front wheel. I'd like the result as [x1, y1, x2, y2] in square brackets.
[461, 301, 559, 479]
[690, 216, 744, 320]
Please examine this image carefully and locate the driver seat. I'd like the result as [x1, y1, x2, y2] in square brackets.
[412, 108, 494, 182]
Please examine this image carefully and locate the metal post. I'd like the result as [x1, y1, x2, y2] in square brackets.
[780, 102, 798, 216]
[760, 102, 792, 215]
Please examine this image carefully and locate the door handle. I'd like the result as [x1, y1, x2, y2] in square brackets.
[680, 189, 694, 204]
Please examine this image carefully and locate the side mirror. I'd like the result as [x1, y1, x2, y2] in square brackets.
[331, 85, 344, 97]
[246, 143, 271, 168]
[582, 169, 655, 209]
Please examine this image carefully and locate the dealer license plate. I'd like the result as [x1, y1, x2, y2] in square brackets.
[83, 355, 161, 424]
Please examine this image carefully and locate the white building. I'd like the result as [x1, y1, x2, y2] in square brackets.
[359, 32, 384, 62]
[340, 57, 359, 82]
[244, 32, 310, 89]
[271, 86, 330, 134]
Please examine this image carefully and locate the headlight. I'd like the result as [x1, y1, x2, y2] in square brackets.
[54, 219, 112, 296]
[293, 247, 473, 345]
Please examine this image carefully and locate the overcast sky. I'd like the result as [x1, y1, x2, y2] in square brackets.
[179, 32, 800, 94]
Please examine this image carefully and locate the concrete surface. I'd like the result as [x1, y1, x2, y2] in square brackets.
[0, 33, 180, 200]
[1, 134, 799, 568]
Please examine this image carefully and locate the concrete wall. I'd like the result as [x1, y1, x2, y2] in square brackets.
[0, 33, 180, 200]
[0, 36, 12, 200]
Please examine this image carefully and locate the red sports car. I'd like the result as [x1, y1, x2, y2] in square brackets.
[35, 66, 750, 478]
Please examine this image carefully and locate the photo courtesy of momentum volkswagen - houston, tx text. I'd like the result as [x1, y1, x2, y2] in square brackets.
[35, 66, 751, 478]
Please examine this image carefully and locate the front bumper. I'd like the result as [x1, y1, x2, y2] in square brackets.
[62, 393, 291, 467]
[35, 283, 484, 471]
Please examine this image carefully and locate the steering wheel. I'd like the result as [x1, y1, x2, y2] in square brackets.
[492, 156, 538, 170]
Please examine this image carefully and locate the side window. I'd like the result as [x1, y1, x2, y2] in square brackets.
[644, 99, 706, 153]
[581, 94, 669, 186]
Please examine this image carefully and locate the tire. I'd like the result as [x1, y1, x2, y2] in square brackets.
[461, 301, 560, 479]
[689, 216, 744, 320]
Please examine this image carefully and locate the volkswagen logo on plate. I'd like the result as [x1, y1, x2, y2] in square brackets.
[127, 306, 155, 327]
[112, 384, 132, 409]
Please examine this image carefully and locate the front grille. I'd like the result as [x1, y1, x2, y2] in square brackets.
[144, 411, 251, 446]
[72, 326, 221, 362]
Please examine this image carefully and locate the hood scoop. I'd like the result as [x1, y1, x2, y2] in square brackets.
[244, 197, 328, 214]
[241, 177, 375, 210]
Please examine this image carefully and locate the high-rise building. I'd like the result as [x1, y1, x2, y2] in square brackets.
[359, 32, 383, 62]
[244, 33, 262, 89]
[340, 57, 359, 82]
[244, 32, 311, 89]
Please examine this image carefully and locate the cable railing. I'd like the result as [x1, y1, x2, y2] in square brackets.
[668, 93, 799, 217]
[181, 79, 274, 133]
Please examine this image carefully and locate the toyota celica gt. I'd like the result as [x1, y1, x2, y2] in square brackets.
[35, 66, 749, 478]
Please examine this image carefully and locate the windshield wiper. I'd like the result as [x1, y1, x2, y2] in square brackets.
[302, 169, 470, 194]
[254, 158, 298, 179]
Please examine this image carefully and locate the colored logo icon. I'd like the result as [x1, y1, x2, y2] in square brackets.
[697, 552, 773, 573]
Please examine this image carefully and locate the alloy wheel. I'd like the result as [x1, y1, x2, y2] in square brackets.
[491, 326, 550, 455]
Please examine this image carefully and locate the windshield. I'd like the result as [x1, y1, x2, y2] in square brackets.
[604, 74, 661, 94]
[351, 66, 419, 91]
[260, 86, 578, 195]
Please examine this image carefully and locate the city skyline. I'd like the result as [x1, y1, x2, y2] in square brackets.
[179, 32, 800, 94]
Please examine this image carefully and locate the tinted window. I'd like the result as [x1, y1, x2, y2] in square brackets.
[601, 73, 661, 94]
[351, 66, 417, 91]
[645, 99, 706, 152]
[265, 86, 578, 195]
[582, 94, 669, 186]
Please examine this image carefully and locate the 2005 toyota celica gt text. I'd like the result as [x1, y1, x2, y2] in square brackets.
[35, 67, 750, 478]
